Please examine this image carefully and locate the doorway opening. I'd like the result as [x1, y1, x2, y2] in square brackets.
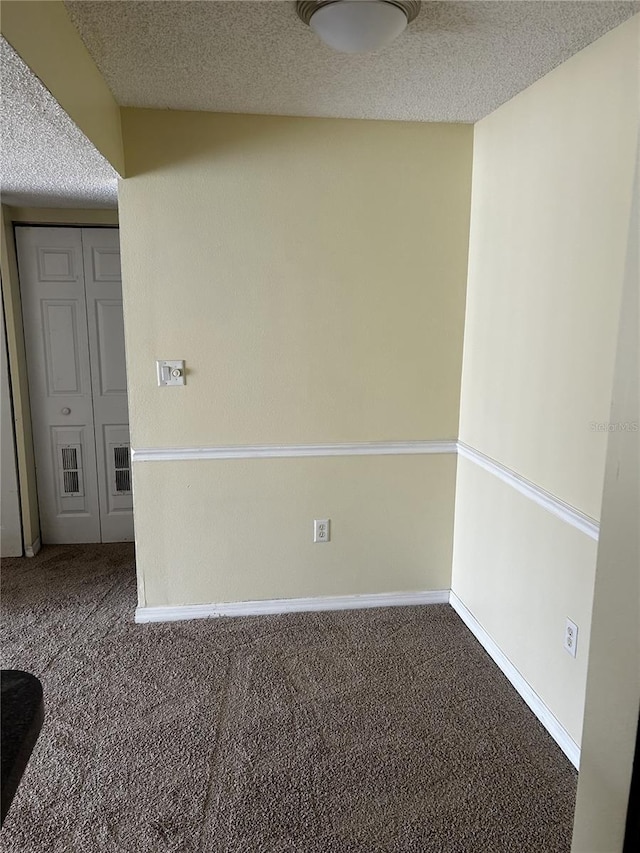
[15, 225, 133, 545]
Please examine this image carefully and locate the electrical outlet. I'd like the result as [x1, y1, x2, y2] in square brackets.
[313, 519, 330, 543]
[564, 618, 578, 658]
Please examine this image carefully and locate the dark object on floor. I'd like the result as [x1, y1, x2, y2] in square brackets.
[0, 544, 578, 852]
[1, 670, 44, 826]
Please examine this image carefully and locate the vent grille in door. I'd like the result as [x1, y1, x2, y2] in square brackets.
[112, 444, 131, 494]
[58, 444, 84, 496]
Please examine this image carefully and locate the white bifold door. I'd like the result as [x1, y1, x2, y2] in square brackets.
[16, 227, 133, 544]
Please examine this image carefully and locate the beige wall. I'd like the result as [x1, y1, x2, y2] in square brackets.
[571, 149, 639, 852]
[452, 16, 639, 748]
[1, 291, 22, 556]
[120, 111, 472, 449]
[453, 457, 597, 746]
[0, 206, 40, 552]
[134, 455, 456, 607]
[0, 1, 124, 174]
[119, 110, 473, 606]
[458, 16, 639, 518]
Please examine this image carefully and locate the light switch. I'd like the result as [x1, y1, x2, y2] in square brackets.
[156, 360, 186, 386]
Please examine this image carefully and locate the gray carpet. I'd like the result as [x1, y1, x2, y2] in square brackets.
[0, 544, 577, 852]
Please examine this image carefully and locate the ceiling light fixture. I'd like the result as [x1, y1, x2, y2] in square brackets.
[296, 1, 420, 54]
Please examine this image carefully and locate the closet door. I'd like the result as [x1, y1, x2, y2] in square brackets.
[82, 228, 133, 542]
[16, 227, 101, 543]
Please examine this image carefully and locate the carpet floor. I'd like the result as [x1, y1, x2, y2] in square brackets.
[1, 544, 577, 852]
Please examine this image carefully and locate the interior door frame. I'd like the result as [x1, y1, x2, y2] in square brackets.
[0, 207, 120, 555]
[0, 287, 23, 557]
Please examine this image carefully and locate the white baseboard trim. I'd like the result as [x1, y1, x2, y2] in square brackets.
[135, 589, 450, 624]
[457, 442, 599, 541]
[449, 590, 580, 769]
[136, 586, 580, 767]
[131, 440, 457, 463]
[25, 536, 41, 558]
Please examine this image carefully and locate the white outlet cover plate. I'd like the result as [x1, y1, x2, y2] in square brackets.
[313, 519, 330, 543]
[564, 618, 578, 658]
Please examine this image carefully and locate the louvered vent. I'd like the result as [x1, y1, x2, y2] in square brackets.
[64, 469, 80, 494]
[58, 444, 84, 497]
[113, 444, 131, 494]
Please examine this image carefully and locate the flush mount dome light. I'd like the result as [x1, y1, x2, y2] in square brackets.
[296, 0, 420, 54]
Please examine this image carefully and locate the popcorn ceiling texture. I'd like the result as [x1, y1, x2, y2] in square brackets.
[0, 38, 118, 209]
[65, 0, 638, 123]
[2, 2, 637, 207]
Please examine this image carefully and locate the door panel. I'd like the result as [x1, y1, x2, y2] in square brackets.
[41, 300, 84, 394]
[51, 425, 91, 510]
[94, 300, 127, 395]
[36, 246, 78, 281]
[16, 227, 101, 543]
[16, 226, 133, 544]
[82, 228, 133, 543]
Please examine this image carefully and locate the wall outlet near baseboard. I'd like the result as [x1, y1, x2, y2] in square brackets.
[313, 519, 330, 543]
[564, 618, 578, 658]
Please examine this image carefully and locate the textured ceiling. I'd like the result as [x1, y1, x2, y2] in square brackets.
[0, 37, 118, 209]
[65, 0, 639, 123]
[1, 2, 637, 208]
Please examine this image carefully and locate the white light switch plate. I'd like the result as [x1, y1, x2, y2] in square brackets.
[156, 360, 186, 386]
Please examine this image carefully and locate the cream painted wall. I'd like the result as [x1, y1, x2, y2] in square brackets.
[0, 1, 124, 174]
[453, 457, 597, 745]
[120, 111, 472, 449]
[1, 294, 22, 556]
[0, 205, 40, 553]
[459, 15, 639, 519]
[571, 150, 639, 853]
[452, 16, 639, 751]
[134, 455, 456, 607]
[118, 111, 472, 606]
